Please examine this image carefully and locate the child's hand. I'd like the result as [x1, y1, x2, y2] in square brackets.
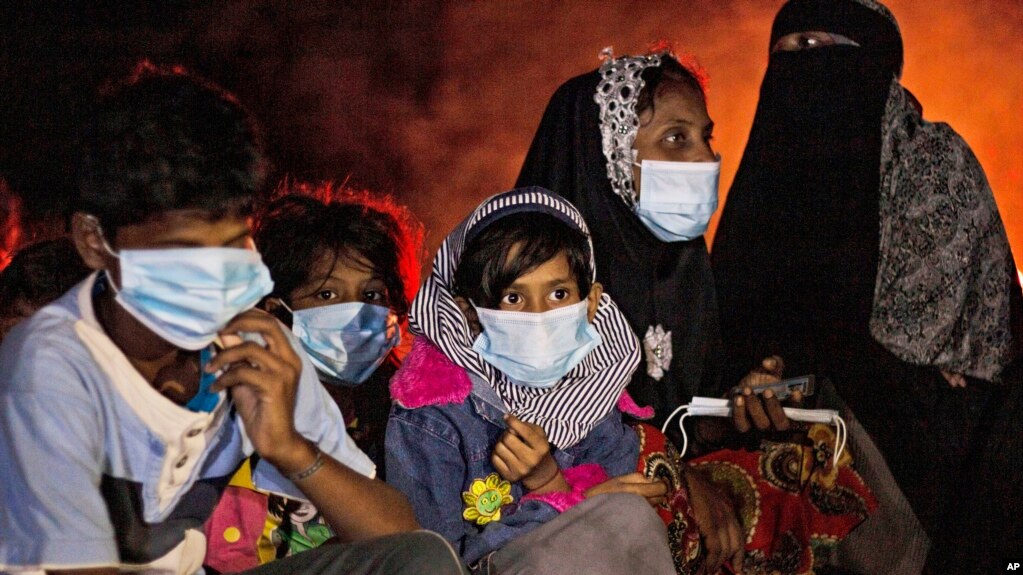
[732, 355, 801, 433]
[492, 414, 562, 492]
[584, 472, 667, 506]
[206, 309, 308, 476]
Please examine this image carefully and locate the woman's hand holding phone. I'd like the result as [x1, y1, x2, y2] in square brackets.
[731, 356, 804, 433]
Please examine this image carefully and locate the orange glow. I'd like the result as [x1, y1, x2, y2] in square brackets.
[5, 2, 1019, 273]
[0, 182, 22, 272]
[377, 1, 1022, 267]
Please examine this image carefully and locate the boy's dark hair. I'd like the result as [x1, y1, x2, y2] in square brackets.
[254, 182, 424, 322]
[455, 212, 592, 309]
[78, 61, 267, 237]
[0, 237, 91, 316]
[636, 48, 709, 118]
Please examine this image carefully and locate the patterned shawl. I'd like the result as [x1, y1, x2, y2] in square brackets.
[871, 77, 1018, 380]
[715, 0, 1020, 382]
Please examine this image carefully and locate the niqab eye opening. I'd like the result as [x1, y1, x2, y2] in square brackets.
[772, 31, 861, 53]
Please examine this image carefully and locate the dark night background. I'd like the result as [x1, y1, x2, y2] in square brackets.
[1, 1, 1020, 269]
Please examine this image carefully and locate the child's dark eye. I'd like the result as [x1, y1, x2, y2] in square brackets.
[549, 288, 570, 301]
[316, 290, 336, 301]
[501, 293, 521, 305]
[363, 290, 386, 303]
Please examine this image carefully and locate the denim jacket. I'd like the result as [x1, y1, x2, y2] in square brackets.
[385, 339, 639, 566]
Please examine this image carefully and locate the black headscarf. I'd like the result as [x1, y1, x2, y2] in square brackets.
[517, 60, 723, 427]
[713, 0, 1020, 384]
[712, 1, 1023, 567]
[712, 0, 902, 384]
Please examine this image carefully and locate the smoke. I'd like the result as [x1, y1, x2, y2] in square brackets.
[1, 0, 1020, 265]
[402, 0, 1023, 261]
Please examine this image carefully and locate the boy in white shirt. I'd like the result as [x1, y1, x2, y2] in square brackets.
[0, 62, 464, 575]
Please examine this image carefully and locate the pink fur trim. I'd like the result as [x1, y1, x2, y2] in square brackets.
[617, 390, 655, 419]
[521, 463, 609, 513]
[521, 489, 585, 514]
[562, 462, 609, 491]
[389, 338, 472, 408]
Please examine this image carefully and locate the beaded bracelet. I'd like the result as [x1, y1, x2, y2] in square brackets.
[287, 448, 324, 482]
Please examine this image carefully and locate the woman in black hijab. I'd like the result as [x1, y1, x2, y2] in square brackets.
[517, 50, 888, 574]
[712, 0, 1023, 570]
[517, 49, 724, 428]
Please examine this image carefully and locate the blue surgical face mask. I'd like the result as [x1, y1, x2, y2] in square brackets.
[284, 301, 401, 386]
[472, 300, 602, 389]
[104, 240, 274, 350]
[633, 157, 721, 242]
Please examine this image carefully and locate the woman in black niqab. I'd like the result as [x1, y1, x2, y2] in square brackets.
[712, 0, 1023, 570]
[517, 51, 723, 428]
[712, 0, 904, 392]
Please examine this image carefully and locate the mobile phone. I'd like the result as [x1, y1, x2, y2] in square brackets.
[188, 332, 268, 412]
[729, 374, 815, 401]
[186, 345, 222, 412]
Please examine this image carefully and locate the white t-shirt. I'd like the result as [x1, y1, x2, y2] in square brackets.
[0, 272, 374, 574]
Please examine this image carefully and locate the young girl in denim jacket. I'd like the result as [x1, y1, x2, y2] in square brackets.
[386, 187, 681, 574]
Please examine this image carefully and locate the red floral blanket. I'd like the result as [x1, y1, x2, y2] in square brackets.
[636, 423, 876, 575]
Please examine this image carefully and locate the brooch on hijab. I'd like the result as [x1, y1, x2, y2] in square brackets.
[643, 325, 673, 380]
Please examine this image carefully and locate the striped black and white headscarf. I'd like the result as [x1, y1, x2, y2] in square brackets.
[409, 187, 640, 449]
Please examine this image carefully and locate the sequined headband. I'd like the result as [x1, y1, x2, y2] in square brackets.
[594, 47, 662, 208]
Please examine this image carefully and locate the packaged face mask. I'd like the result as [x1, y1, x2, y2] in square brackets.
[109, 247, 274, 350]
[633, 158, 721, 242]
[287, 301, 401, 386]
[662, 397, 848, 467]
[472, 300, 602, 389]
